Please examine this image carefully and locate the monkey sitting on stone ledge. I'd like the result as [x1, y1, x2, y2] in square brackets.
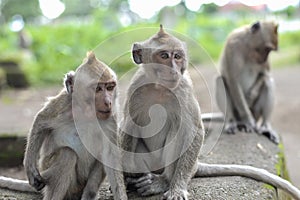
[215, 21, 279, 144]
[0, 52, 127, 200]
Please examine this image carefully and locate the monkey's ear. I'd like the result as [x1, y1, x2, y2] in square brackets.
[64, 71, 75, 93]
[132, 43, 143, 64]
[251, 21, 260, 33]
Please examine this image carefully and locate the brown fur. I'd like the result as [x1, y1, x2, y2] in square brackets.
[22, 52, 127, 200]
[216, 21, 279, 143]
[121, 25, 204, 199]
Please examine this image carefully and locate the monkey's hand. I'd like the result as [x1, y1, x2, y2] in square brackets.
[26, 167, 45, 191]
[126, 173, 169, 196]
[162, 189, 188, 200]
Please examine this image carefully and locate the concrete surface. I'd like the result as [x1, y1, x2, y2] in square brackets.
[0, 131, 286, 199]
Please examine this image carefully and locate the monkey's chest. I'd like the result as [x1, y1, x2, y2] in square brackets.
[130, 87, 179, 123]
[239, 64, 263, 92]
[49, 126, 96, 164]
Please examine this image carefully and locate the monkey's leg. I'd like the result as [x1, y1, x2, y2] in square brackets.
[161, 129, 202, 200]
[251, 77, 279, 144]
[105, 166, 128, 200]
[41, 147, 78, 200]
[216, 76, 238, 134]
[81, 161, 105, 200]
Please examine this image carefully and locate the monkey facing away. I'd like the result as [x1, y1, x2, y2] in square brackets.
[0, 52, 127, 200]
[215, 21, 279, 144]
[121, 25, 300, 200]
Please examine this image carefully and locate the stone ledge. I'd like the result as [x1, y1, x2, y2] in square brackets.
[0, 130, 288, 200]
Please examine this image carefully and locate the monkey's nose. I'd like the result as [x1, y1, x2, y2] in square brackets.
[104, 97, 112, 109]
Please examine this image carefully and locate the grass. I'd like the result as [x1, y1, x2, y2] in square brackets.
[0, 19, 299, 86]
[270, 46, 300, 68]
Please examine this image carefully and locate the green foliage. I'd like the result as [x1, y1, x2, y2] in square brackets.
[61, 0, 95, 17]
[200, 3, 218, 14]
[0, 16, 299, 85]
[24, 22, 110, 84]
[279, 30, 300, 48]
[176, 15, 251, 61]
[0, 0, 41, 22]
[0, 25, 19, 53]
[270, 30, 300, 67]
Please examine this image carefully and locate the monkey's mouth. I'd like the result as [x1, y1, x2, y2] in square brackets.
[97, 110, 111, 114]
[161, 78, 177, 83]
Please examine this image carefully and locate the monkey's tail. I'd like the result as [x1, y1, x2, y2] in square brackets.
[0, 176, 37, 193]
[201, 112, 224, 123]
[195, 162, 300, 200]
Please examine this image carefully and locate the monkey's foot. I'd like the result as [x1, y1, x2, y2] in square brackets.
[32, 178, 45, 191]
[258, 127, 279, 144]
[162, 189, 188, 200]
[126, 173, 169, 196]
[236, 121, 257, 133]
[28, 172, 45, 191]
[224, 123, 238, 134]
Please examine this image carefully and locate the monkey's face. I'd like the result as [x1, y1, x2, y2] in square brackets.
[94, 81, 116, 120]
[250, 21, 278, 64]
[149, 49, 185, 88]
[132, 30, 187, 89]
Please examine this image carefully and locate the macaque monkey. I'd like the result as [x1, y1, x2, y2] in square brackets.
[120, 25, 300, 200]
[120, 24, 204, 200]
[0, 52, 127, 200]
[215, 21, 279, 144]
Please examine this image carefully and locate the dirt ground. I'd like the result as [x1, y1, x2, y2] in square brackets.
[0, 65, 299, 188]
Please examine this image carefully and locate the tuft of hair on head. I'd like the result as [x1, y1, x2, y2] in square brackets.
[158, 24, 166, 36]
[86, 51, 97, 65]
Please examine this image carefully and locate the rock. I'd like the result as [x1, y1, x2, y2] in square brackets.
[0, 136, 26, 167]
[0, 68, 6, 90]
[0, 61, 29, 88]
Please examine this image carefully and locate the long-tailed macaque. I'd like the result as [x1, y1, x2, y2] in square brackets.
[120, 25, 300, 200]
[0, 52, 127, 200]
[215, 21, 279, 144]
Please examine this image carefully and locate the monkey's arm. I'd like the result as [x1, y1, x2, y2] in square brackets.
[224, 51, 256, 128]
[23, 113, 51, 191]
[246, 72, 266, 107]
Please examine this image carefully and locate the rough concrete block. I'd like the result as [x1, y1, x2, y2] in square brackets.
[0, 131, 289, 200]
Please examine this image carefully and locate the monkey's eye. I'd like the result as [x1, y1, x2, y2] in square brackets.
[106, 85, 115, 91]
[96, 85, 103, 92]
[174, 53, 182, 60]
[160, 52, 169, 59]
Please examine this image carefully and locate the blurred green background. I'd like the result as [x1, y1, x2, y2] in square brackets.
[0, 0, 299, 86]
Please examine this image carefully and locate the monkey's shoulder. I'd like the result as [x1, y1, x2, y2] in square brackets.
[37, 89, 72, 120]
